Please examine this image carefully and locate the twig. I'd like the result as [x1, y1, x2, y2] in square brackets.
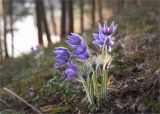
[0, 98, 10, 107]
[3, 87, 42, 114]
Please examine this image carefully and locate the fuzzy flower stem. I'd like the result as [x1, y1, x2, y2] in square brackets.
[101, 38, 107, 57]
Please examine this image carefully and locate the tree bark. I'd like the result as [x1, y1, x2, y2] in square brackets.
[49, 0, 57, 35]
[92, 0, 95, 27]
[9, 0, 14, 57]
[68, 0, 74, 33]
[40, 0, 52, 45]
[35, 0, 52, 47]
[61, 0, 66, 37]
[3, 0, 9, 58]
[80, 0, 84, 33]
[0, 0, 2, 63]
[98, 0, 102, 22]
[35, 0, 44, 47]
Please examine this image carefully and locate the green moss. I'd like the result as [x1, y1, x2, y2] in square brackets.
[145, 100, 160, 113]
[143, 24, 160, 33]
[50, 105, 69, 114]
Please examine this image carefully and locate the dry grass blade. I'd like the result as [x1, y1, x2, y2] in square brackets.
[3, 87, 43, 114]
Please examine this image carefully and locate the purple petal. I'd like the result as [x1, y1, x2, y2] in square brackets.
[66, 40, 81, 47]
[108, 40, 114, 46]
[112, 25, 117, 35]
[73, 50, 83, 55]
[109, 21, 115, 34]
[71, 33, 82, 40]
[79, 50, 90, 60]
[72, 45, 86, 55]
[56, 47, 68, 51]
[54, 60, 66, 68]
[65, 68, 77, 79]
[66, 72, 77, 80]
[77, 45, 86, 52]
[103, 21, 108, 32]
[93, 33, 100, 40]
[99, 31, 106, 41]
[67, 63, 78, 71]
[54, 49, 69, 56]
[92, 40, 104, 45]
[53, 55, 67, 61]
[65, 68, 74, 74]
[67, 35, 81, 42]
[98, 23, 103, 30]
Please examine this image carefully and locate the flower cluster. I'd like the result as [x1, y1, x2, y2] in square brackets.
[93, 21, 117, 52]
[54, 33, 90, 80]
[53, 20, 117, 106]
[66, 33, 90, 60]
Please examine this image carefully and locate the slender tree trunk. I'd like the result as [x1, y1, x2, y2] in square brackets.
[49, 0, 57, 35]
[92, 0, 95, 27]
[68, 0, 74, 33]
[9, 0, 14, 57]
[0, 39, 2, 64]
[80, 0, 84, 33]
[35, 0, 52, 47]
[0, 0, 3, 64]
[98, 0, 102, 22]
[35, 0, 44, 47]
[3, 0, 9, 58]
[40, 0, 52, 45]
[0, 0, 2, 63]
[61, 0, 66, 37]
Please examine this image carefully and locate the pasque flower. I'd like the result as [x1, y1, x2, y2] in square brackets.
[53, 47, 71, 68]
[99, 21, 117, 36]
[66, 33, 83, 47]
[65, 63, 78, 79]
[53, 20, 117, 106]
[93, 31, 114, 51]
[66, 33, 90, 60]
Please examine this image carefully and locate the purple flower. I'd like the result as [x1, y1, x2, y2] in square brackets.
[31, 46, 40, 54]
[66, 33, 90, 60]
[99, 21, 117, 36]
[66, 33, 83, 47]
[53, 47, 71, 68]
[65, 63, 78, 80]
[93, 31, 114, 51]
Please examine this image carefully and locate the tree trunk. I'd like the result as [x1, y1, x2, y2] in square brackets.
[3, 0, 9, 58]
[61, 0, 66, 37]
[92, 0, 95, 27]
[98, 0, 102, 22]
[80, 0, 84, 33]
[9, 0, 14, 57]
[49, 0, 57, 35]
[0, 39, 2, 64]
[40, 0, 52, 45]
[68, 0, 74, 33]
[0, 0, 2, 63]
[35, 0, 44, 47]
[35, 0, 52, 47]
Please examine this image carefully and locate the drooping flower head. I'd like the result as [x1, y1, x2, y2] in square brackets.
[65, 62, 78, 80]
[53, 47, 71, 68]
[99, 21, 117, 36]
[66, 33, 90, 60]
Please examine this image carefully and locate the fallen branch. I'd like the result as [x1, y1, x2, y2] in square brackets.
[3, 87, 42, 114]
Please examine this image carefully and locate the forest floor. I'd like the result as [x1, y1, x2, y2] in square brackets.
[0, 2, 160, 114]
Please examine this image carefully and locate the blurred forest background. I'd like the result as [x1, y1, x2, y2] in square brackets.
[0, 0, 160, 113]
[0, 0, 155, 58]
